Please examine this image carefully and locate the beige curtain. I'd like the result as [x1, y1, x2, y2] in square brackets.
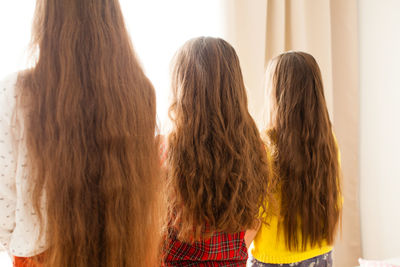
[222, 1, 360, 266]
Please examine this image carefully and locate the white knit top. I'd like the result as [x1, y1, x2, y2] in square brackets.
[0, 73, 47, 257]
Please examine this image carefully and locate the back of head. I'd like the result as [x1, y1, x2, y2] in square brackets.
[18, 0, 162, 266]
[267, 51, 341, 250]
[168, 37, 271, 240]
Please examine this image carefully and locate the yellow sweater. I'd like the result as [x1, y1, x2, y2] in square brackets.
[252, 140, 341, 264]
[251, 207, 333, 264]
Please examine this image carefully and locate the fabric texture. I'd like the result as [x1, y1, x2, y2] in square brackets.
[163, 230, 248, 267]
[0, 73, 47, 257]
[249, 251, 332, 267]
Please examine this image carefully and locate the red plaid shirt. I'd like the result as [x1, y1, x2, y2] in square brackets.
[163, 230, 248, 267]
[160, 137, 248, 266]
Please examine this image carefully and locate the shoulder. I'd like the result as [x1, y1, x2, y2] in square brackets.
[0, 72, 19, 95]
[0, 72, 19, 117]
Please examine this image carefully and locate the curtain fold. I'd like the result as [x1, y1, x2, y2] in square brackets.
[329, 1, 361, 265]
[222, 1, 360, 266]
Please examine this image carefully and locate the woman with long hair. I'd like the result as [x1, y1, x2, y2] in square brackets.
[0, 0, 163, 266]
[163, 37, 272, 266]
[250, 51, 342, 267]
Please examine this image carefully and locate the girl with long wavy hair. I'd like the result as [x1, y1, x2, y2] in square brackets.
[250, 51, 342, 267]
[0, 0, 163, 266]
[163, 37, 272, 266]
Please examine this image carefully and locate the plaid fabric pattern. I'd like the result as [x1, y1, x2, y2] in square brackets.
[163, 231, 248, 267]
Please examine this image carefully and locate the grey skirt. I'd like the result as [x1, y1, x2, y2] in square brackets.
[248, 251, 332, 267]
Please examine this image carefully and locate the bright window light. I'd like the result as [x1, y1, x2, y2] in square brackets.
[0, 0, 36, 79]
[120, 0, 225, 130]
[0, 0, 225, 131]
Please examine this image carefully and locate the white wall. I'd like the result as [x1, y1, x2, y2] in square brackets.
[359, 0, 400, 260]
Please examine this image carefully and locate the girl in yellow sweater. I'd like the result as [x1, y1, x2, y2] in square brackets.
[250, 51, 342, 267]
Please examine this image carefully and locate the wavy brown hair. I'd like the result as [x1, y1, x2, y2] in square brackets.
[16, 0, 163, 266]
[167, 37, 271, 241]
[266, 51, 341, 250]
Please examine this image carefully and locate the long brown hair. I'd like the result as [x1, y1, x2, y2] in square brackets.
[266, 51, 341, 250]
[17, 0, 162, 266]
[167, 37, 271, 241]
